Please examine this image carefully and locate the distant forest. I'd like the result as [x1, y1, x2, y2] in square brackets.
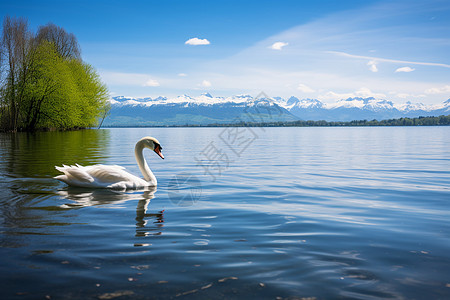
[221, 115, 450, 127]
[141, 115, 450, 128]
[105, 114, 450, 128]
[0, 16, 109, 132]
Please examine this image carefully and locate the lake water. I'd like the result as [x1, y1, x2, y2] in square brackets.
[0, 127, 449, 299]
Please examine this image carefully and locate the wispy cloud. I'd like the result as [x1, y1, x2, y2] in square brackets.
[368, 60, 378, 72]
[425, 85, 450, 94]
[200, 80, 212, 87]
[185, 37, 210, 45]
[395, 92, 425, 99]
[297, 83, 315, 93]
[270, 42, 288, 50]
[143, 79, 160, 87]
[321, 88, 387, 101]
[327, 51, 450, 68]
[395, 67, 415, 73]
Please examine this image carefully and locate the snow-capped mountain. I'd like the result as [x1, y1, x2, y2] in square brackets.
[441, 99, 450, 113]
[110, 93, 254, 107]
[329, 97, 396, 111]
[103, 94, 449, 126]
[104, 94, 297, 126]
[286, 97, 324, 109]
[281, 96, 448, 121]
[395, 101, 429, 112]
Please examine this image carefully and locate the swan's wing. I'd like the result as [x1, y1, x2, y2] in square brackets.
[83, 164, 137, 183]
[55, 164, 95, 185]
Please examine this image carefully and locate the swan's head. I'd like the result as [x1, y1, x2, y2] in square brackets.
[140, 137, 164, 159]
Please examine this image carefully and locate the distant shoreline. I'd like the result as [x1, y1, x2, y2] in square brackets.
[100, 114, 450, 128]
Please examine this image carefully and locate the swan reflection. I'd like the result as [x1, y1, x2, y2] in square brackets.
[57, 186, 164, 242]
[57, 186, 157, 208]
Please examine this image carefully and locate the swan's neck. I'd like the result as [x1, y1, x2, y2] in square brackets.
[135, 141, 157, 185]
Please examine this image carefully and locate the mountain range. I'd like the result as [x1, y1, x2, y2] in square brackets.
[102, 93, 450, 126]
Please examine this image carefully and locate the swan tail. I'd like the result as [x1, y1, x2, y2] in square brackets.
[54, 165, 95, 184]
[54, 174, 69, 184]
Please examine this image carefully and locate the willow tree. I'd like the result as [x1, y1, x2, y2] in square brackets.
[0, 16, 109, 131]
[21, 41, 78, 130]
[22, 42, 108, 130]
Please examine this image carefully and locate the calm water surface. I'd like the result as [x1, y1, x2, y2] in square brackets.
[0, 127, 449, 299]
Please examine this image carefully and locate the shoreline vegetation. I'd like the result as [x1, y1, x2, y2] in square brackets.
[101, 115, 450, 128]
[0, 16, 109, 132]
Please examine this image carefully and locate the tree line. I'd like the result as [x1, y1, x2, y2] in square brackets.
[0, 16, 109, 132]
[103, 114, 450, 128]
[228, 115, 450, 127]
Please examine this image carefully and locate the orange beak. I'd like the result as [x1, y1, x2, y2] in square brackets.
[154, 144, 164, 159]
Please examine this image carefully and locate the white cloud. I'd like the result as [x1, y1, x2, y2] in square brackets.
[143, 79, 160, 87]
[355, 87, 386, 98]
[178, 73, 188, 77]
[425, 85, 450, 94]
[270, 42, 288, 50]
[321, 87, 387, 101]
[394, 92, 426, 99]
[396, 93, 410, 99]
[200, 80, 212, 87]
[395, 67, 415, 73]
[185, 38, 210, 45]
[297, 83, 315, 93]
[368, 60, 378, 72]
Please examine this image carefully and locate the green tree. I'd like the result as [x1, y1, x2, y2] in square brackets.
[21, 41, 77, 130]
[20, 42, 109, 131]
[0, 16, 109, 132]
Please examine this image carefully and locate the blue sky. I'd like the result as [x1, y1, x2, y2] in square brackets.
[1, 0, 450, 104]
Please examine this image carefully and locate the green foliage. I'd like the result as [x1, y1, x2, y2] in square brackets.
[0, 17, 109, 132]
[66, 59, 109, 128]
[22, 41, 78, 129]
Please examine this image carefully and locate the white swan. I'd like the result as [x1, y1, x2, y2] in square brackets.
[55, 137, 164, 189]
